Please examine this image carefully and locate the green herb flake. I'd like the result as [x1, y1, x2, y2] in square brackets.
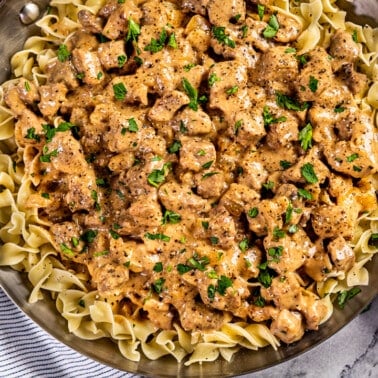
[226, 85, 239, 95]
[144, 28, 168, 53]
[285, 202, 293, 224]
[167, 33, 178, 48]
[57, 44, 71, 62]
[337, 287, 361, 309]
[353, 165, 362, 172]
[209, 236, 219, 245]
[273, 227, 285, 240]
[239, 238, 249, 252]
[41, 192, 50, 199]
[234, 119, 243, 135]
[248, 207, 259, 218]
[153, 262, 163, 273]
[182, 78, 198, 111]
[188, 254, 210, 271]
[25, 127, 40, 142]
[347, 153, 359, 162]
[72, 237, 80, 247]
[152, 278, 165, 294]
[280, 160, 292, 170]
[109, 229, 120, 240]
[276, 91, 309, 111]
[208, 73, 220, 87]
[263, 180, 274, 190]
[288, 224, 298, 234]
[201, 221, 209, 230]
[263, 106, 287, 127]
[240, 25, 248, 38]
[258, 268, 273, 288]
[202, 160, 214, 169]
[202, 171, 219, 179]
[217, 275, 233, 295]
[80, 229, 98, 243]
[285, 47, 296, 53]
[207, 284, 216, 300]
[298, 123, 313, 151]
[40, 147, 58, 163]
[177, 263, 192, 275]
[78, 299, 85, 308]
[334, 105, 345, 113]
[212, 26, 236, 48]
[168, 140, 182, 154]
[118, 54, 127, 67]
[257, 4, 265, 20]
[254, 296, 265, 307]
[308, 76, 319, 93]
[263, 14, 279, 38]
[60, 243, 74, 257]
[184, 63, 196, 72]
[297, 188, 313, 200]
[127, 18, 141, 42]
[113, 82, 127, 101]
[301, 163, 318, 184]
[162, 210, 181, 225]
[352, 29, 358, 43]
[145, 232, 171, 242]
[147, 163, 171, 187]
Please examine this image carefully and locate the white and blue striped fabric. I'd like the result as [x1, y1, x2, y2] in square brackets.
[0, 288, 134, 378]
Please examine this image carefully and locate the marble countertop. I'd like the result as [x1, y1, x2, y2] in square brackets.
[0, 287, 376, 378]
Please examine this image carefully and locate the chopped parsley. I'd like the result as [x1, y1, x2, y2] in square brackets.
[57, 44, 71, 62]
[153, 262, 163, 273]
[202, 171, 219, 179]
[162, 210, 181, 224]
[262, 180, 274, 190]
[298, 123, 313, 151]
[208, 73, 220, 87]
[352, 29, 358, 43]
[212, 26, 236, 48]
[25, 127, 40, 142]
[168, 140, 182, 153]
[144, 28, 168, 53]
[121, 117, 139, 134]
[184, 63, 196, 71]
[285, 202, 293, 224]
[147, 162, 171, 187]
[118, 55, 127, 67]
[301, 163, 318, 184]
[202, 160, 214, 169]
[216, 275, 233, 295]
[60, 243, 74, 257]
[152, 278, 165, 294]
[226, 85, 239, 95]
[209, 236, 219, 245]
[258, 264, 273, 288]
[187, 254, 210, 271]
[127, 18, 141, 42]
[263, 106, 287, 127]
[337, 287, 361, 309]
[263, 14, 279, 39]
[113, 82, 127, 100]
[308, 76, 319, 93]
[297, 188, 313, 200]
[40, 146, 58, 163]
[145, 232, 171, 242]
[346, 153, 359, 162]
[273, 227, 285, 240]
[248, 207, 259, 218]
[167, 33, 178, 48]
[80, 229, 98, 243]
[268, 246, 284, 262]
[239, 238, 249, 252]
[41, 192, 50, 199]
[234, 119, 243, 135]
[182, 78, 198, 111]
[42, 122, 75, 143]
[285, 47, 296, 53]
[257, 4, 265, 20]
[24, 81, 31, 92]
[276, 92, 309, 111]
[280, 160, 292, 170]
[334, 105, 346, 113]
[94, 250, 110, 257]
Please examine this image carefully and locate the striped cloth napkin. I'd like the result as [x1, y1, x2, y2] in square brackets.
[0, 288, 134, 378]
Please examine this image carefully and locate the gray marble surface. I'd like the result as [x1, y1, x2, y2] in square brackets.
[244, 296, 378, 378]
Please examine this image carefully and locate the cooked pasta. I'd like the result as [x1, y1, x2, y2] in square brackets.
[0, 0, 377, 365]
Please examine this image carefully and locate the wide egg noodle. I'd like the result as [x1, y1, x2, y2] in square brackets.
[0, 0, 377, 365]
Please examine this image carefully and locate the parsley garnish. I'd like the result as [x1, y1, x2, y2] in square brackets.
[118, 55, 127, 67]
[226, 85, 239, 95]
[216, 275, 233, 295]
[212, 26, 236, 48]
[202, 160, 214, 169]
[209, 236, 219, 245]
[276, 92, 309, 111]
[268, 246, 284, 261]
[162, 210, 181, 224]
[122, 117, 139, 134]
[257, 4, 265, 20]
[153, 262, 163, 273]
[113, 82, 127, 100]
[24, 81, 31, 92]
[273, 227, 285, 240]
[337, 287, 361, 309]
[167, 33, 178, 48]
[208, 73, 220, 86]
[334, 105, 346, 113]
[308, 76, 319, 92]
[168, 140, 182, 153]
[280, 160, 292, 170]
[202, 171, 219, 179]
[42, 122, 75, 143]
[347, 153, 359, 162]
[41, 192, 50, 199]
[147, 162, 171, 187]
[184, 63, 196, 71]
[263, 180, 274, 190]
[263, 106, 287, 127]
[182, 78, 198, 111]
[152, 278, 165, 294]
[248, 207, 259, 218]
[40, 146, 58, 163]
[258, 263, 273, 288]
[263, 14, 279, 38]
[234, 119, 243, 135]
[352, 29, 358, 43]
[188, 254, 210, 271]
[239, 238, 249, 252]
[298, 123, 313, 151]
[285, 47, 296, 53]
[145, 232, 171, 242]
[57, 44, 70, 62]
[127, 18, 141, 42]
[301, 163, 318, 184]
[297, 188, 313, 200]
[60, 243, 74, 257]
[80, 229, 97, 243]
[25, 127, 40, 142]
[144, 28, 168, 53]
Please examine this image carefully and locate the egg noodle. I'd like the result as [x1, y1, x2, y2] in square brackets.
[0, 0, 377, 365]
